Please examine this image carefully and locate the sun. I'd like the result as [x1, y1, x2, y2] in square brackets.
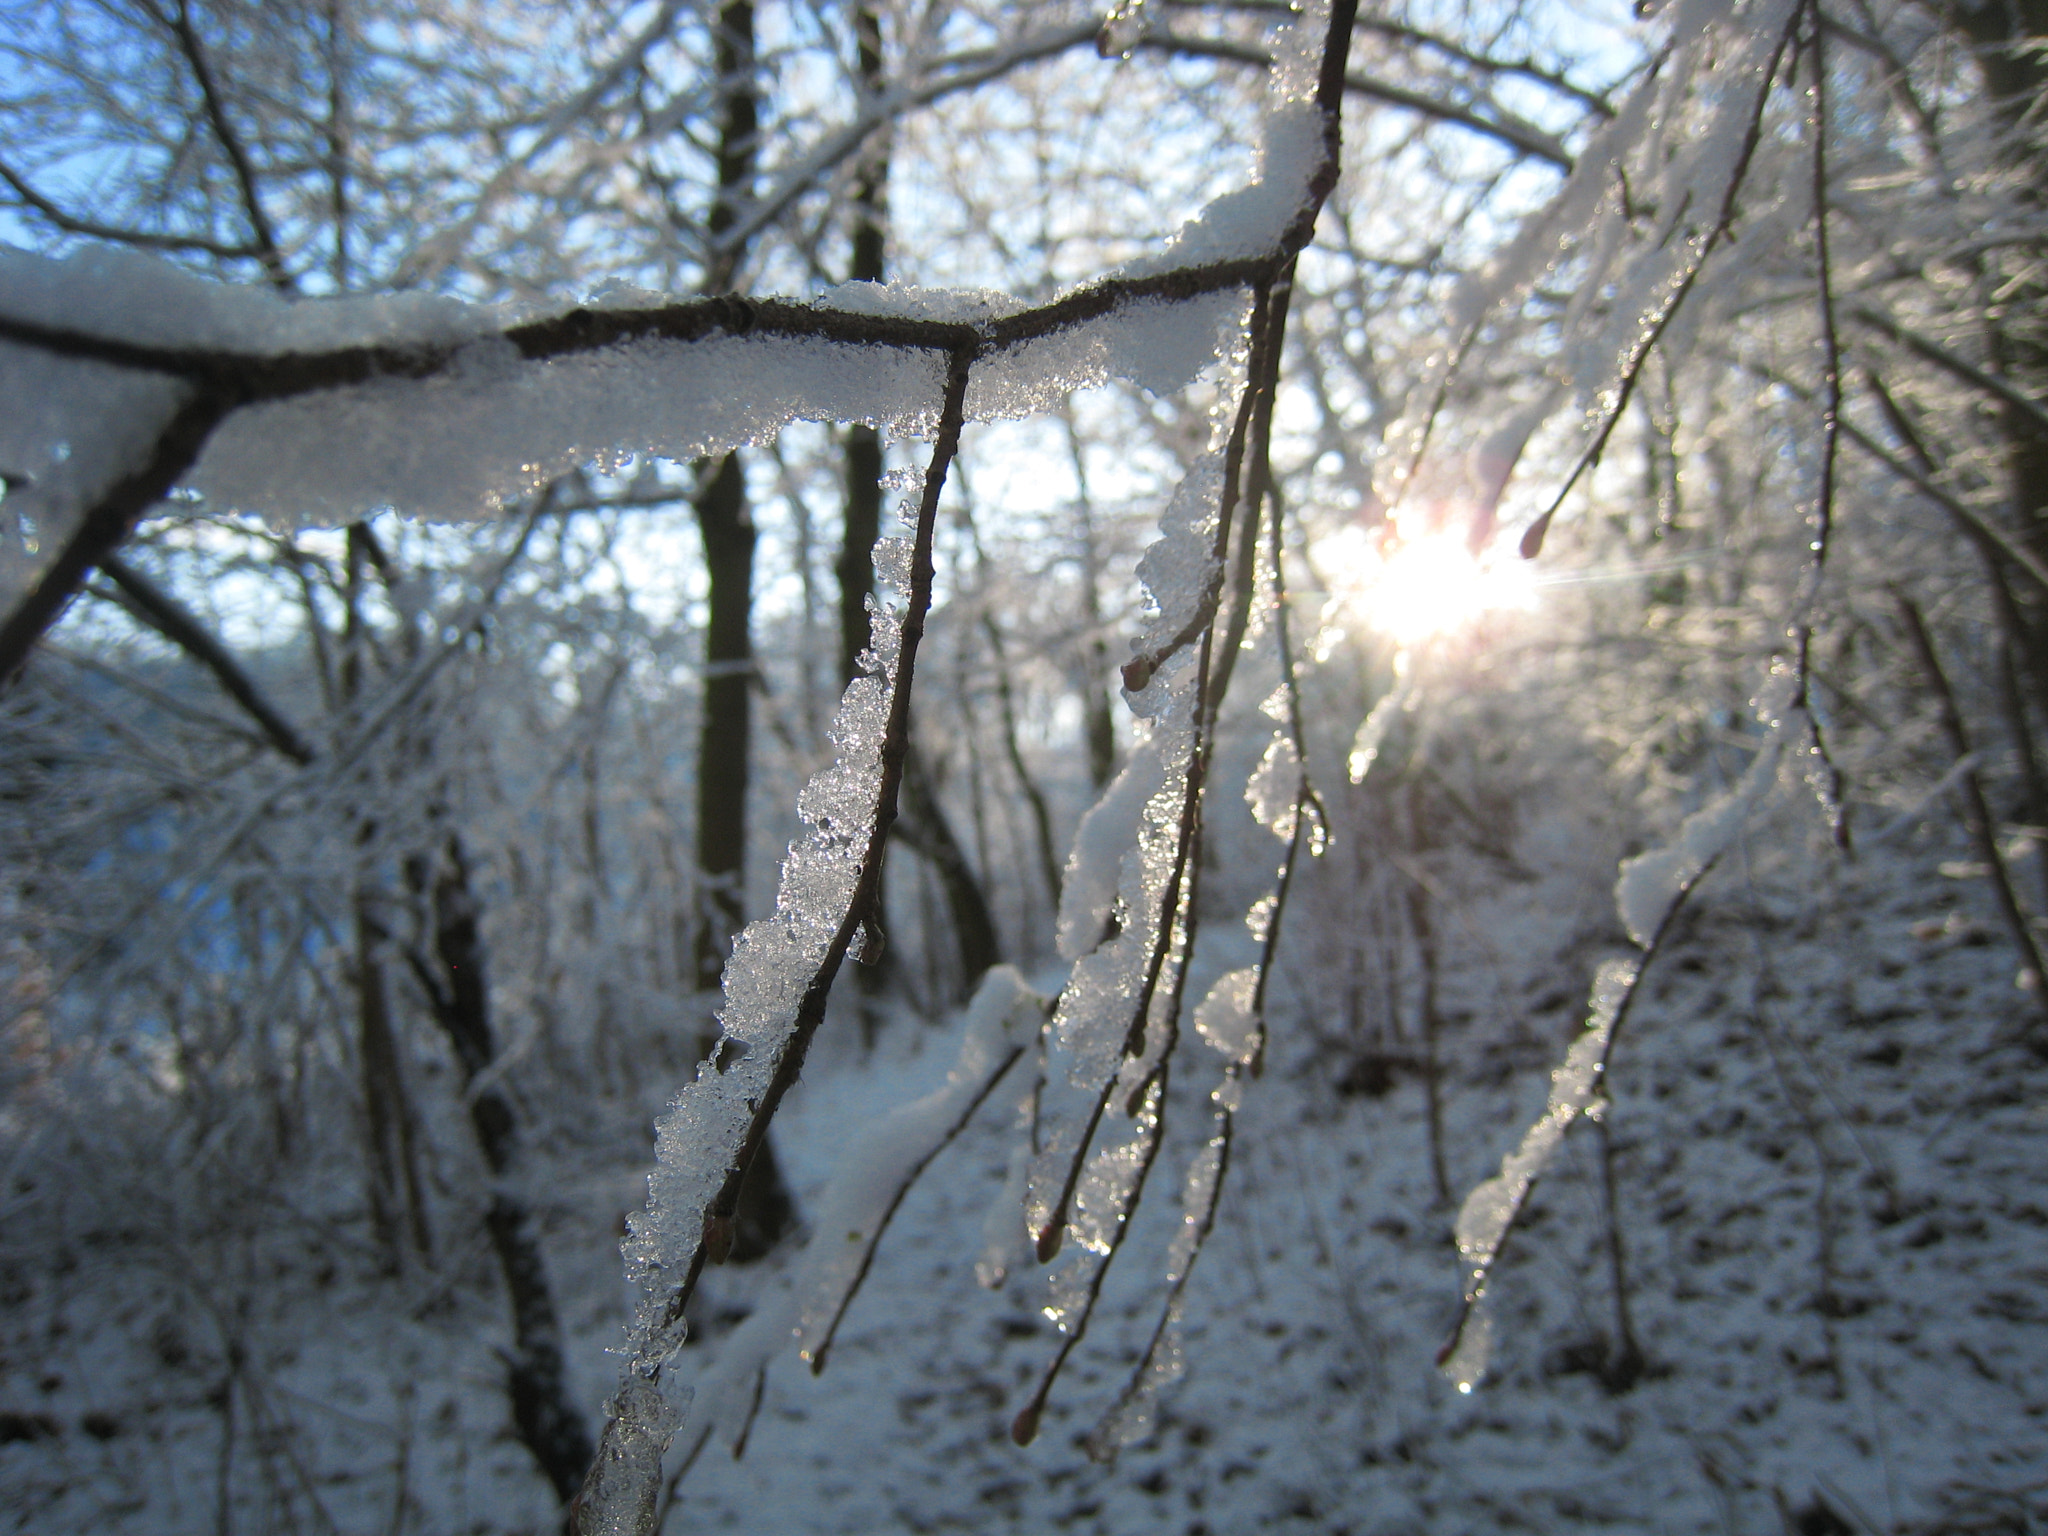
[1317, 520, 1536, 647]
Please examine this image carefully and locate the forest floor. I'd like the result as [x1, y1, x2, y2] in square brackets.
[5, 786, 2046, 1535]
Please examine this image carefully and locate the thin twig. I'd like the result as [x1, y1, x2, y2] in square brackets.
[1792, 0, 1851, 852]
[1520, 14, 1799, 558]
[1892, 591, 2048, 1038]
[96, 551, 315, 763]
[1438, 853, 1718, 1372]
[0, 156, 267, 261]
[162, 0, 291, 289]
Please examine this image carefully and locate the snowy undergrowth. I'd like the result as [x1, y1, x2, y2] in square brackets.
[10, 776, 2041, 1536]
[666, 804, 2047, 1536]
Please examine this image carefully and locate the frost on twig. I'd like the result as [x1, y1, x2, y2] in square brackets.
[1441, 955, 1636, 1392]
[662, 967, 1047, 1477]
[1371, 0, 1802, 551]
[1087, 456, 1323, 1458]
[1442, 684, 1789, 1390]
[573, 349, 975, 1536]
[792, 967, 1048, 1372]
[584, 0, 1361, 1506]
[0, 0, 1361, 1514]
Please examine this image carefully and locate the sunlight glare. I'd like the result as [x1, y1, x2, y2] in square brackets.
[1320, 521, 1536, 645]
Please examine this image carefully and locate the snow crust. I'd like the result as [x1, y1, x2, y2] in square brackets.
[1114, 101, 1323, 281]
[0, 241, 494, 354]
[1245, 735, 1301, 841]
[1057, 731, 1172, 962]
[1129, 451, 1227, 660]
[1045, 1079, 1164, 1334]
[195, 333, 946, 527]
[1110, 0, 1329, 281]
[1193, 968, 1261, 1065]
[1027, 676, 1191, 1238]
[0, 253, 1242, 601]
[1083, 1127, 1224, 1460]
[971, 292, 1246, 421]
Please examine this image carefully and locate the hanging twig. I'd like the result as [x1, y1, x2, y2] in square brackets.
[1519, 13, 1799, 558]
[1788, 0, 1853, 851]
[1892, 591, 2048, 1039]
[1439, 852, 1717, 1388]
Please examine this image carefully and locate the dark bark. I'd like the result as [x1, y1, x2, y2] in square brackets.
[354, 897, 431, 1263]
[692, 0, 760, 993]
[410, 835, 595, 1504]
[893, 740, 1002, 999]
[0, 393, 225, 690]
[838, 5, 888, 690]
[691, 453, 756, 992]
[95, 551, 314, 763]
[484, 1195, 591, 1506]
[839, 426, 883, 687]
[979, 610, 1065, 911]
[834, 12, 1000, 1000]
[1894, 594, 2048, 1040]
[1939, 2, 2048, 808]
[837, 2, 904, 1022]
[1941, 6, 2048, 545]
[685, 0, 796, 1265]
[1946, 0, 2048, 108]
[338, 541, 429, 1267]
[1060, 413, 1117, 792]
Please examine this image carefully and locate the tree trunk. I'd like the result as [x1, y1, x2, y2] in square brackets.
[1952, 3, 2048, 695]
[687, 0, 795, 1264]
[413, 835, 595, 1504]
[834, 5, 998, 1001]
[691, 452, 756, 991]
[894, 739, 1002, 1000]
[838, 5, 888, 691]
[354, 897, 431, 1265]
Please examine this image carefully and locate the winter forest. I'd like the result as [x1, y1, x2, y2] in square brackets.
[2, 0, 2046, 1531]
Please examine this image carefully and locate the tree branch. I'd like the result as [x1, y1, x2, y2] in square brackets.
[95, 550, 316, 763]
[1139, 30, 1574, 170]
[0, 251, 1279, 684]
[0, 157, 268, 262]
[1852, 304, 2048, 443]
[161, 0, 291, 289]
[1351, 15, 1618, 117]
[0, 390, 226, 689]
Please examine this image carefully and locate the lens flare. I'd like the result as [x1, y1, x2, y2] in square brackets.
[1319, 521, 1536, 646]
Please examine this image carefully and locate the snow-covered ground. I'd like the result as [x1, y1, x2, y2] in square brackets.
[7, 777, 2043, 1536]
